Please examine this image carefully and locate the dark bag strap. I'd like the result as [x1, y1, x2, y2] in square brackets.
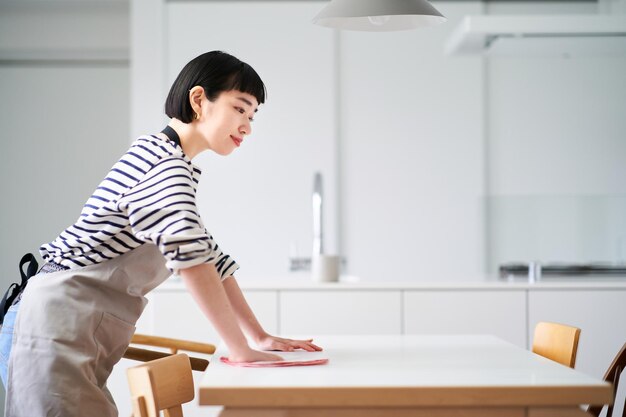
[18, 253, 38, 288]
[0, 253, 39, 325]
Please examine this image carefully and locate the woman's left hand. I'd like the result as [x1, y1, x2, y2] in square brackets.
[256, 334, 323, 352]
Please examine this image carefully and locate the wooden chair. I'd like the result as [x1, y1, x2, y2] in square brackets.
[587, 342, 626, 417]
[123, 334, 216, 372]
[127, 353, 194, 417]
[532, 321, 581, 368]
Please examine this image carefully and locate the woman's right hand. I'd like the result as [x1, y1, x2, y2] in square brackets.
[229, 347, 283, 363]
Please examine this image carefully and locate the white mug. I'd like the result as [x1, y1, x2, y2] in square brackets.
[311, 254, 341, 283]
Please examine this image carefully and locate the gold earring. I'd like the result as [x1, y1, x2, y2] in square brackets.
[193, 113, 199, 120]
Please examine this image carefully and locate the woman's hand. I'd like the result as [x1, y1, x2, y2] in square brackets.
[255, 334, 323, 352]
[229, 347, 283, 363]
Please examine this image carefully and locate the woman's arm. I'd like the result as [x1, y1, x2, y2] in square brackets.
[222, 276, 322, 352]
[179, 262, 283, 362]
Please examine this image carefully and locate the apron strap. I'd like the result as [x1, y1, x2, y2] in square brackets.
[0, 253, 39, 324]
[19, 253, 39, 287]
[161, 125, 181, 148]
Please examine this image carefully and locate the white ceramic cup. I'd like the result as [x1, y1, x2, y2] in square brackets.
[311, 254, 341, 283]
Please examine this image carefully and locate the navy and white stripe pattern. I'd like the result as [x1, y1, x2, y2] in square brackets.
[39, 135, 239, 278]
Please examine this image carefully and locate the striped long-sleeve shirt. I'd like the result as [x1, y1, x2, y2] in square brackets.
[39, 134, 239, 279]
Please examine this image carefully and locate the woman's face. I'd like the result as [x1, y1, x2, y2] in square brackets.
[197, 89, 258, 156]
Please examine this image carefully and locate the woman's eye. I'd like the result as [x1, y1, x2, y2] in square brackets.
[236, 106, 254, 122]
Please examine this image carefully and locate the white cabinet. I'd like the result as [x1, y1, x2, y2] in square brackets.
[244, 290, 280, 336]
[404, 290, 527, 348]
[280, 290, 403, 335]
[528, 289, 626, 378]
[151, 291, 218, 344]
[150, 289, 278, 344]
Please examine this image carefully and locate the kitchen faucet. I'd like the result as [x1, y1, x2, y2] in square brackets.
[288, 172, 324, 271]
[288, 172, 345, 274]
[312, 172, 323, 256]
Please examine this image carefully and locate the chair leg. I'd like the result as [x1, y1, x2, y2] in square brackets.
[607, 364, 623, 417]
[164, 405, 184, 417]
[131, 396, 148, 417]
[607, 368, 626, 417]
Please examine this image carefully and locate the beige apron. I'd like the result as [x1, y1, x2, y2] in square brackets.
[5, 243, 171, 417]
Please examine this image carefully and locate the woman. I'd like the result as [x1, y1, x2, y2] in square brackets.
[0, 51, 321, 417]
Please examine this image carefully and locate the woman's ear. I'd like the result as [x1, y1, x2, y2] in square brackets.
[189, 86, 205, 120]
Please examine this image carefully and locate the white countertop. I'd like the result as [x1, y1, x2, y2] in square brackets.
[156, 275, 626, 291]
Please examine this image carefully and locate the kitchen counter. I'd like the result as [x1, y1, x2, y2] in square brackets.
[156, 275, 626, 291]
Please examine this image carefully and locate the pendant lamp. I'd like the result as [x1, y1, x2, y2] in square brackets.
[313, 0, 446, 32]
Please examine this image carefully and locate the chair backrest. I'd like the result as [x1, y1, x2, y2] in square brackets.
[127, 353, 194, 417]
[588, 342, 626, 417]
[532, 321, 581, 368]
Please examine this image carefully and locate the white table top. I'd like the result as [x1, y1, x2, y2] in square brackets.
[199, 334, 612, 408]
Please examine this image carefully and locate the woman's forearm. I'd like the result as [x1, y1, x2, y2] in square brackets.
[222, 276, 267, 344]
[179, 263, 251, 357]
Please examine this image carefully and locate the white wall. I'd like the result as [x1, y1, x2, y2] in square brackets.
[0, 1, 130, 409]
[4, 0, 620, 287]
[133, 1, 489, 282]
[484, 1, 626, 271]
[0, 0, 128, 61]
[165, 2, 339, 280]
[339, 2, 486, 281]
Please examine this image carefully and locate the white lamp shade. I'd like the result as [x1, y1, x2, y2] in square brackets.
[313, 0, 447, 32]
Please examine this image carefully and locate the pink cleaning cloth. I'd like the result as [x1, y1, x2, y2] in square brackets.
[220, 356, 329, 368]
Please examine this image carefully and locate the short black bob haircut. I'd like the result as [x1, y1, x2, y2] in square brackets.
[165, 51, 266, 123]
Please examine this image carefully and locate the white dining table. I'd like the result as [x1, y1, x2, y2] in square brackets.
[199, 335, 612, 417]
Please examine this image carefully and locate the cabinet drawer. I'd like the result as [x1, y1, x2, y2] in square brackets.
[150, 290, 278, 345]
[280, 290, 402, 335]
[404, 290, 526, 348]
